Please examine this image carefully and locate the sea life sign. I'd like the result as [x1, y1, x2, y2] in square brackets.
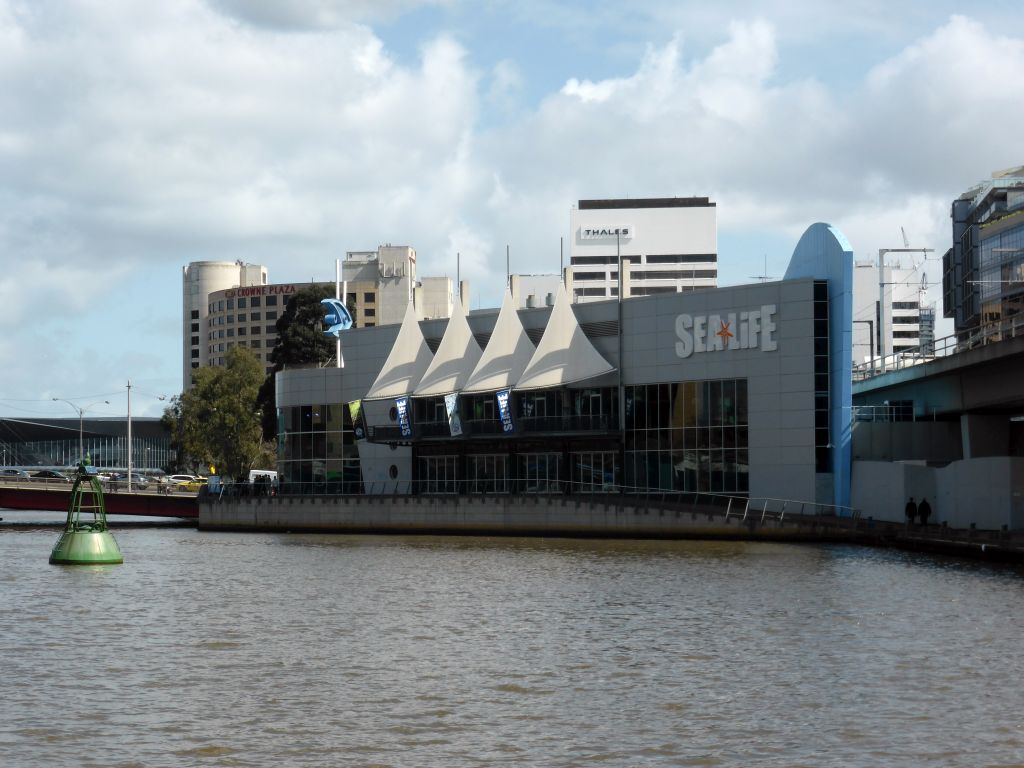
[675, 304, 778, 358]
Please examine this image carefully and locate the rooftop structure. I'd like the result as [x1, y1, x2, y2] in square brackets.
[569, 197, 717, 302]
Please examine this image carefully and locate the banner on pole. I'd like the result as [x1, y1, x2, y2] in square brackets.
[496, 389, 514, 433]
[395, 396, 412, 438]
[445, 393, 463, 437]
[348, 399, 366, 440]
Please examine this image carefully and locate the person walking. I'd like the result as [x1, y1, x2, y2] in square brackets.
[905, 497, 917, 526]
[918, 497, 932, 527]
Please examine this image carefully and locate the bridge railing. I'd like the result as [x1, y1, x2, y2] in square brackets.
[854, 314, 1024, 382]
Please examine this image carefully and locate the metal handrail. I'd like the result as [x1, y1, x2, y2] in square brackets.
[854, 313, 1024, 381]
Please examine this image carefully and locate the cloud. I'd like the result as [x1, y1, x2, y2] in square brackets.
[207, 0, 450, 30]
[0, 3, 1021, 408]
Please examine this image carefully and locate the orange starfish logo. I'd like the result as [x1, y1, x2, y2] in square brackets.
[716, 321, 734, 340]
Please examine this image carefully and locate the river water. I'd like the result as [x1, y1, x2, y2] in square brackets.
[2, 510, 1024, 767]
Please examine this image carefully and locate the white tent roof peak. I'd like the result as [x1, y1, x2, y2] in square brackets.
[515, 284, 615, 391]
[413, 298, 482, 397]
[364, 301, 434, 400]
[462, 288, 535, 394]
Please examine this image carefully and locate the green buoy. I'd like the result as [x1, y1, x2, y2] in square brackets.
[49, 464, 123, 565]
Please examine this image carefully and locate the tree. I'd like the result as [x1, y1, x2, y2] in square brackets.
[164, 347, 275, 481]
[269, 284, 336, 368]
[257, 284, 337, 440]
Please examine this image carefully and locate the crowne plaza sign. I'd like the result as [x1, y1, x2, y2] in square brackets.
[675, 304, 778, 358]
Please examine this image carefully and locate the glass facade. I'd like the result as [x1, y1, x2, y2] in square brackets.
[625, 379, 748, 494]
[979, 219, 1024, 329]
[814, 280, 831, 472]
[278, 403, 362, 494]
[0, 436, 173, 471]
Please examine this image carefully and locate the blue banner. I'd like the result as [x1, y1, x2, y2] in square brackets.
[395, 396, 412, 438]
[445, 393, 463, 437]
[496, 389, 514, 433]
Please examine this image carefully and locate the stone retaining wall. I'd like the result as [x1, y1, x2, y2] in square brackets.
[199, 494, 855, 541]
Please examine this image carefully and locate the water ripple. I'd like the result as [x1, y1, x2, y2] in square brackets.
[3, 521, 1024, 766]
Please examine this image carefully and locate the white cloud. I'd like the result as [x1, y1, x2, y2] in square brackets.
[207, 0, 450, 30]
[482, 14, 1022, 272]
[0, 3, 1021, 407]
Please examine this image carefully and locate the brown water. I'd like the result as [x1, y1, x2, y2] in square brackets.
[2, 510, 1024, 767]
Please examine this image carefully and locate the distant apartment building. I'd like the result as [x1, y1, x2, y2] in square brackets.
[569, 197, 717, 302]
[509, 274, 562, 309]
[184, 246, 465, 389]
[943, 165, 1024, 337]
[342, 246, 467, 322]
[852, 259, 933, 364]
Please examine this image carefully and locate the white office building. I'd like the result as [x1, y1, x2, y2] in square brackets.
[852, 259, 933, 364]
[569, 198, 717, 302]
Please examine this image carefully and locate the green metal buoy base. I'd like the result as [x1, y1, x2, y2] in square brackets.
[49, 529, 124, 565]
[50, 464, 123, 565]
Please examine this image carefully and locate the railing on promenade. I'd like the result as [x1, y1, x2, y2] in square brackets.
[208, 477, 860, 522]
[854, 314, 1024, 382]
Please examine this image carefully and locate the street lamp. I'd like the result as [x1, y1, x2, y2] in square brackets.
[852, 319, 875, 367]
[52, 397, 110, 462]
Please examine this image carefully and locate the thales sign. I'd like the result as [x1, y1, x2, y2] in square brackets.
[675, 304, 778, 358]
[580, 225, 633, 240]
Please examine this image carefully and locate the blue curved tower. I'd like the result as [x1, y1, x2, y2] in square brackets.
[784, 223, 854, 510]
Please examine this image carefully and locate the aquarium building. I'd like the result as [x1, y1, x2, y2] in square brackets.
[274, 223, 853, 510]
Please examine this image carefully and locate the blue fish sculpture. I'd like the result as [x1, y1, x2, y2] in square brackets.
[320, 298, 354, 337]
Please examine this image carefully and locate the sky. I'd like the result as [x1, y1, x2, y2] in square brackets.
[1, 0, 1023, 421]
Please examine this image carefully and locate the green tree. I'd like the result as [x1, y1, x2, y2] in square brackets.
[269, 284, 336, 368]
[164, 347, 275, 481]
[257, 284, 338, 440]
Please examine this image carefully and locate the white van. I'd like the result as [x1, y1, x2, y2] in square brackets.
[248, 470, 278, 484]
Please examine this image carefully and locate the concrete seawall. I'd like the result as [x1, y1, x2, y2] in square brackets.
[199, 494, 857, 541]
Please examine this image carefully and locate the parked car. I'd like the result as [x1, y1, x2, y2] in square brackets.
[167, 474, 197, 486]
[31, 470, 72, 482]
[107, 472, 150, 488]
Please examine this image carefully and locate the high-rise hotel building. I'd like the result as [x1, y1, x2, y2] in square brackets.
[182, 261, 268, 390]
[183, 246, 464, 391]
[569, 197, 717, 302]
